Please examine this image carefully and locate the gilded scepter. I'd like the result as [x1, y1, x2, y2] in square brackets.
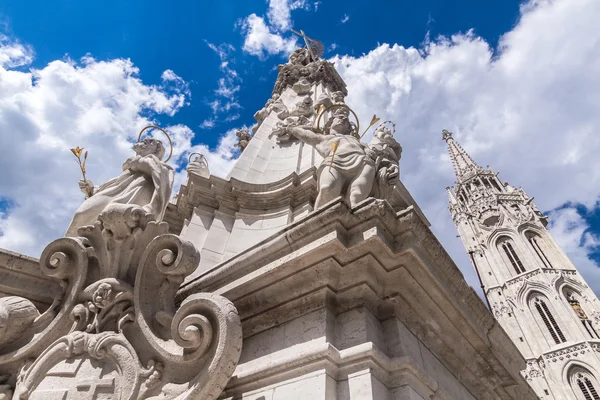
[70, 146, 92, 198]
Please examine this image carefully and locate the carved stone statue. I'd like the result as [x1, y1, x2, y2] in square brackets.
[292, 77, 312, 95]
[187, 153, 210, 178]
[283, 108, 376, 209]
[66, 138, 174, 237]
[368, 125, 402, 199]
[290, 96, 314, 118]
[234, 128, 253, 151]
[314, 91, 345, 111]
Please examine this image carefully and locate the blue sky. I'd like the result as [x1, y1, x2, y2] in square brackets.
[0, 0, 523, 148]
[0, 0, 599, 297]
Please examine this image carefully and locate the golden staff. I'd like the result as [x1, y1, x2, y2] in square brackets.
[329, 139, 341, 171]
[360, 115, 381, 139]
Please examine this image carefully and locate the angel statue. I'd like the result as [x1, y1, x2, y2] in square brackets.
[66, 126, 174, 238]
[278, 106, 377, 209]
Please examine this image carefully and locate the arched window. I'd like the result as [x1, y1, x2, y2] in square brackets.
[566, 292, 600, 339]
[569, 368, 600, 400]
[526, 232, 553, 269]
[533, 296, 566, 344]
[498, 238, 526, 274]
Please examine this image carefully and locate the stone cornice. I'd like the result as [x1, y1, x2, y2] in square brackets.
[177, 198, 534, 399]
[165, 170, 430, 235]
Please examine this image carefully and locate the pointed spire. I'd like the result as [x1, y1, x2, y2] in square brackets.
[446, 186, 458, 206]
[441, 129, 480, 182]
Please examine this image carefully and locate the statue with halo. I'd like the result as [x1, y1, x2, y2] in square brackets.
[66, 125, 175, 238]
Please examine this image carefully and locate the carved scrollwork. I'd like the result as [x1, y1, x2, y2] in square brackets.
[1, 201, 242, 399]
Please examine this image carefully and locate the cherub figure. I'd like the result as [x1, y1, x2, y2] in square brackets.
[368, 125, 402, 199]
[234, 128, 253, 151]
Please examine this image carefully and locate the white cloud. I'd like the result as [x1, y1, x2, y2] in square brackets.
[240, 14, 297, 58]
[332, 0, 600, 296]
[239, 0, 320, 58]
[341, 14, 350, 24]
[267, 0, 306, 32]
[202, 41, 242, 127]
[0, 34, 33, 67]
[0, 36, 237, 256]
[545, 206, 600, 297]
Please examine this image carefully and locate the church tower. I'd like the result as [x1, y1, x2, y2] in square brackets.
[444, 129, 600, 399]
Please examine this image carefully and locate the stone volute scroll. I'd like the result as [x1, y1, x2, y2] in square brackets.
[0, 125, 243, 400]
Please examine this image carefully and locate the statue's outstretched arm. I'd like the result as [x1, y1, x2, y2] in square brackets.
[287, 126, 325, 147]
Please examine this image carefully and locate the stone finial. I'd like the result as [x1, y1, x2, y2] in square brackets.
[442, 129, 453, 141]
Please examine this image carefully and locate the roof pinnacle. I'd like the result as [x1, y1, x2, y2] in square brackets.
[441, 129, 480, 182]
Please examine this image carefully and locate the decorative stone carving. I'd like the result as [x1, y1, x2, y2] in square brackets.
[272, 47, 347, 97]
[491, 301, 512, 318]
[292, 77, 312, 95]
[66, 138, 174, 237]
[368, 124, 402, 200]
[279, 108, 377, 209]
[0, 296, 40, 345]
[234, 128, 253, 151]
[187, 153, 210, 178]
[0, 154, 242, 399]
[521, 359, 543, 382]
[290, 96, 314, 118]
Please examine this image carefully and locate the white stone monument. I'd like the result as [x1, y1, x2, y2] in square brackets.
[0, 37, 537, 399]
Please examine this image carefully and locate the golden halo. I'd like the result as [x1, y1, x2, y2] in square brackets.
[188, 152, 209, 168]
[374, 120, 396, 135]
[316, 104, 360, 138]
[137, 125, 173, 162]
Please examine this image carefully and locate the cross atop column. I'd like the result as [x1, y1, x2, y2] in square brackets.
[291, 29, 319, 60]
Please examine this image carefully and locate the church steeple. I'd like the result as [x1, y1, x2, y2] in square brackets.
[444, 128, 600, 400]
[442, 129, 481, 183]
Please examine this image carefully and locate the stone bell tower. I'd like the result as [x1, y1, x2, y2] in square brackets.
[444, 129, 600, 399]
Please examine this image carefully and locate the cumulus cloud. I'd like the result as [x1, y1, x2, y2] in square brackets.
[240, 14, 297, 58]
[0, 36, 237, 256]
[238, 0, 322, 58]
[332, 0, 600, 295]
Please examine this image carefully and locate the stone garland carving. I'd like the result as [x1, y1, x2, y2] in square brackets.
[0, 141, 242, 399]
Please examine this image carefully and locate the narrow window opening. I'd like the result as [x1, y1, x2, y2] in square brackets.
[519, 337, 524, 342]
[529, 235, 553, 268]
[502, 242, 525, 274]
[544, 389, 549, 395]
[535, 298, 566, 344]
